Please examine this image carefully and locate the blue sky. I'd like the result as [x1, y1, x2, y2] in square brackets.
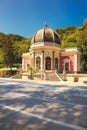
[0, 0, 87, 38]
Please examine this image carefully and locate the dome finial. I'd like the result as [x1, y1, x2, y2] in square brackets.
[45, 21, 48, 28]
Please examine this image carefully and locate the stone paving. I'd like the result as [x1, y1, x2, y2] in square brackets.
[0, 78, 87, 130]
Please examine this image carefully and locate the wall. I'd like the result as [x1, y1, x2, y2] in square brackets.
[22, 58, 30, 72]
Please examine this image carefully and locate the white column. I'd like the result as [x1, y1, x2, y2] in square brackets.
[22, 58, 24, 71]
[41, 51, 44, 71]
[74, 55, 78, 72]
[77, 55, 81, 71]
[58, 53, 61, 71]
[52, 51, 55, 71]
[32, 52, 35, 67]
[41, 55, 43, 71]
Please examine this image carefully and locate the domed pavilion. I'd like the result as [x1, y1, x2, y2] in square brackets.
[22, 24, 81, 80]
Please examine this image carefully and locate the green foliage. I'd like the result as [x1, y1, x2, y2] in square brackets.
[0, 33, 31, 67]
[27, 65, 36, 72]
[27, 65, 35, 79]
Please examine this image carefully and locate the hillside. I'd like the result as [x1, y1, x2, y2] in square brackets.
[0, 33, 31, 68]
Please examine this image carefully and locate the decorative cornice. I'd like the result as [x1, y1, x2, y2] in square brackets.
[22, 55, 31, 58]
[30, 45, 61, 51]
[61, 51, 81, 56]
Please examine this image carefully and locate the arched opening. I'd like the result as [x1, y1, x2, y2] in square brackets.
[55, 58, 58, 70]
[36, 57, 41, 70]
[45, 57, 51, 70]
[63, 58, 70, 72]
[27, 64, 29, 71]
[65, 62, 69, 72]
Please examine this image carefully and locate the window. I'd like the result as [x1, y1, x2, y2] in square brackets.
[65, 62, 69, 71]
[36, 57, 41, 69]
[45, 57, 51, 70]
[63, 58, 70, 72]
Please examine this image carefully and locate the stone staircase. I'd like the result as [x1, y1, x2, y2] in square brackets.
[45, 71, 61, 81]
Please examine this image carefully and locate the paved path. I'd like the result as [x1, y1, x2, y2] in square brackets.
[0, 78, 87, 130]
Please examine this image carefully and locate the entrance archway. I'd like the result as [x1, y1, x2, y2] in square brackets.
[65, 62, 69, 72]
[36, 57, 41, 69]
[63, 58, 70, 72]
[45, 57, 51, 70]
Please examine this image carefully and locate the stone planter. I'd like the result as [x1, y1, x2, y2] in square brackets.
[74, 75, 79, 82]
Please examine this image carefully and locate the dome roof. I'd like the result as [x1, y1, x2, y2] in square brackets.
[31, 24, 61, 45]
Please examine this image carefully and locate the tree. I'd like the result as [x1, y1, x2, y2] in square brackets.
[2, 36, 15, 68]
[13, 39, 30, 63]
[27, 65, 35, 79]
[0, 33, 30, 67]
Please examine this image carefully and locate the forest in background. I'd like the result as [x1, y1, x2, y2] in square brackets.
[0, 33, 31, 68]
[0, 19, 87, 72]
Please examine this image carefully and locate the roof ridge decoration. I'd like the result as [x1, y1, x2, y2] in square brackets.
[44, 22, 48, 28]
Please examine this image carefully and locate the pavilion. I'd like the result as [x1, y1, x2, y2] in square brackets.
[22, 24, 81, 80]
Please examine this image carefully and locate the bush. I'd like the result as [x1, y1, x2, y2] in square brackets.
[0, 64, 4, 68]
[13, 63, 22, 69]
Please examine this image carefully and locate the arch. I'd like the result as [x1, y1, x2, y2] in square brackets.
[36, 56, 41, 69]
[55, 58, 58, 70]
[27, 64, 30, 71]
[45, 57, 51, 70]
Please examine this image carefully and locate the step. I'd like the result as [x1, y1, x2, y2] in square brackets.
[45, 72, 60, 81]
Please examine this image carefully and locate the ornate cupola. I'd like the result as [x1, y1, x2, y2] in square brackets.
[31, 24, 61, 46]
